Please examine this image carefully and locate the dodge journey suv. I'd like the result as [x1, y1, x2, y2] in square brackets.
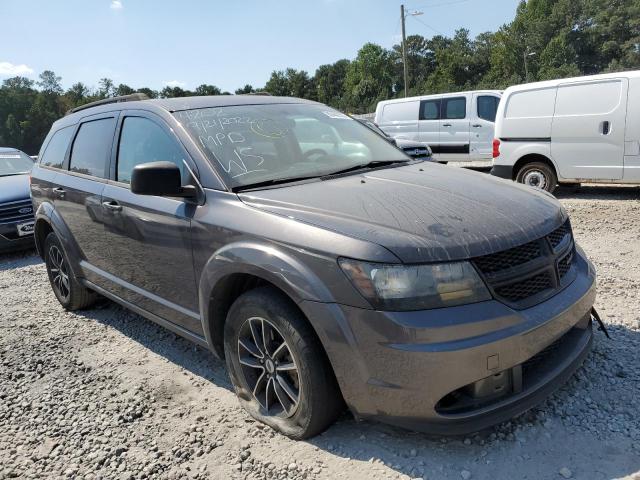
[31, 94, 597, 439]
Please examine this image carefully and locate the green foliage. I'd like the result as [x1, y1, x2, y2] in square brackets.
[1, 0, 638, 154]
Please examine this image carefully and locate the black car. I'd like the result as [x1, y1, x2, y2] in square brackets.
[31, 94, 595, 439]
[355, 118, 433, 160]
[0, 148, 35, 252]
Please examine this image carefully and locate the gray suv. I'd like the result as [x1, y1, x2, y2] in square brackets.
[31, 94, 597, 439]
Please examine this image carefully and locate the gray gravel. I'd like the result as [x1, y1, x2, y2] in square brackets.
[1, 184, 640, 480]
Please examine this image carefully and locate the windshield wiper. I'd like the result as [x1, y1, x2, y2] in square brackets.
[321, 160, 410, 178]
[233, 175, 322, 192]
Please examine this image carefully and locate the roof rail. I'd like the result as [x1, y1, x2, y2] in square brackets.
[66, 93, 150, 115]
[243, 91, 272, 96]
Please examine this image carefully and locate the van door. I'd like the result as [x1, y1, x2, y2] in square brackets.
[470, 94, 500, 160]
[552, 79, 628, 180]
[438, 96, 470, 160]
[418, 98, 441, 149]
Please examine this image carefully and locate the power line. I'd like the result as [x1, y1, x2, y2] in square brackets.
[409, 0, 474, 9]
[409, 15, 446, 36]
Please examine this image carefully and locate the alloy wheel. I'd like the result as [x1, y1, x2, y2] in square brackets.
[48, 245, 70, 301]
[237, 316, 301, 418]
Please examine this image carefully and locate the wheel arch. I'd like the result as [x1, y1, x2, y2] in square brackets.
[513, 153, 558, 181]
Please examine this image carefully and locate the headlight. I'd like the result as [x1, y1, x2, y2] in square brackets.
[339, 259, 491, 311]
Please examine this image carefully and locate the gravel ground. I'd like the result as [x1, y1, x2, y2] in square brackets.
[1, 184, 640, 480]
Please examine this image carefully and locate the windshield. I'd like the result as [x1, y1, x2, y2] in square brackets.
[0, 151, 34, 176]
[174, 104, 409, 188]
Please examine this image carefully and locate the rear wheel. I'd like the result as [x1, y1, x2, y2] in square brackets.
[516, 161, 557, 193]
[44, 232, 97, 310]
[224, 286, 343, 439]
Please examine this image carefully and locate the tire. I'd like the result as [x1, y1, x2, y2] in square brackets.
[224, 286, 343, 439]
[516, 161, 558, 193]
[44, 232, 97, 311]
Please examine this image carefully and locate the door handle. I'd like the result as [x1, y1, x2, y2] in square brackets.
[472, 124, 482, 128]
[52, 187, 66, 198]
[601, 121, 610, 135]
[102, 201, 123, 212]
[442, 123, 452, 127]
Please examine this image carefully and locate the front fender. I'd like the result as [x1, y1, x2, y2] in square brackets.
[198, 240, 340, 355]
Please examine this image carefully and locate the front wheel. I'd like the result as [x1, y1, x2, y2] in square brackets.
[516, 162, 557, 193]
[224, 287, 343, 439]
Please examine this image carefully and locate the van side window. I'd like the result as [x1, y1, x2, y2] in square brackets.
[69, 118, 117, 178]
[40, 126, 74, 169]
[477, 96, 499, 122]
[420, 100, 440, 120]
[442, 97, 466, 120]
[117, 117, 185, 184]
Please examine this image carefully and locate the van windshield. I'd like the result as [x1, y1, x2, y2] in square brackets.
[174, 104, 409, 189]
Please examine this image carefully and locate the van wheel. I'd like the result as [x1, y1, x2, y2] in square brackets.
[224, 287, 343, 439]
[44, 232, 97, 310]
[516, 162, 557, 193]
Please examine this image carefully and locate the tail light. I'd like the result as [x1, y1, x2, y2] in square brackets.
[492, 139, 501, 158]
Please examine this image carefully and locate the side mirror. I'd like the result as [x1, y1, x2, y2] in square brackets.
[130, 161, 196, 198]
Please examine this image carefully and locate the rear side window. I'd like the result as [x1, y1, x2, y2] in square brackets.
[442, 97, 466, 119]
[420, 100, 440, 120]
[69, 118, 116, 178]
[381, 101, 419, 122]
[117, 117, 186, 184]
[40, 126, 74, 169]
[477, 96, 500, 122]
[555, 80, 622, 116]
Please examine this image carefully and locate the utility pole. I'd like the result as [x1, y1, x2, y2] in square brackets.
[401, 4, 408, 97]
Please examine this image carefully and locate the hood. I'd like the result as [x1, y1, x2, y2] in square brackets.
[0, 174, 31, 203]
[239, 163, 567, 263]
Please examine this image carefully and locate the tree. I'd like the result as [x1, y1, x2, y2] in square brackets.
[136, 87, 159, 99]
[160, 86, 190, 98]
[264, 69, 314, 98]
[344, 43, 394, 112]
[194, 84, 222, 96]
[235, 84, 255, 95]
[98, 78, 115, 98]
[38, 70, 63, 95]
[313, 60, 350, 108]
[115, 84, 135, 96]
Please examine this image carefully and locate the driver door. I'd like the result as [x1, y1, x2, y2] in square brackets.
[101, 111, 202, 334]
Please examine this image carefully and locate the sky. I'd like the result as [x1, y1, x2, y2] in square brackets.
[1, 0, 521, 93]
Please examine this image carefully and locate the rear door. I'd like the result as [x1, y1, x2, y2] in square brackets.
[52, 113, 118, 286]
[418, 98, 441, 148]
[470, 94, 500, 160]
[101, 112, 201, 334]
[438, 96, 470, 160]
[552, 79, 628, 180]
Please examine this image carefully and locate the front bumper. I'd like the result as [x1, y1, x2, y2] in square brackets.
[0, 219, 35, 253]
[300, 249, 596, 435]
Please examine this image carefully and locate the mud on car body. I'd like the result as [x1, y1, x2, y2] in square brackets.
[30, 94, 596, 439]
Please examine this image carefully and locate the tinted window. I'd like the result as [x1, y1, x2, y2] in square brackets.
[381, 101, 419, 122]
[69, 118, 116, 178]
[442, 97, 466, 119]
[420, 100, 440, 120]
[477, 96, 500, 122]
[40, 126, 74, 169]
[117, 117, 186, 184]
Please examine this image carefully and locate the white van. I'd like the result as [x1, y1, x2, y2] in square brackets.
[492, 71, 640, 192]
[374, 90, 502, 164]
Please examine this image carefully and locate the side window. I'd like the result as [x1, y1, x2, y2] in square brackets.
[477, 96, 500, 122]
[442, 97, 466, 120]
[40, 126, 74, 169]
[117, 117, 185, 184]
[69, 118, 116, 178]
[419, 100, 440, 120]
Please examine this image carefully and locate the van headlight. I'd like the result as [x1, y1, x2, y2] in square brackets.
[339, 259, 491, 311]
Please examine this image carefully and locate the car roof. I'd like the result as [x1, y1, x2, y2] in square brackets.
[503, 70, 640, 94]
[0, 147, 24, 154]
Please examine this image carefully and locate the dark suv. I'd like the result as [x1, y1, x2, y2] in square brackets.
[31, 94, 596, 439]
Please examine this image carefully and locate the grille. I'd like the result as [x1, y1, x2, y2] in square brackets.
[548, 221, 570, 249]
[0, 199, 34, 223]
[558, 250, 573, 279]
[494, 271, 553, 302]
[473, 240, 541, 274]
[472, 220, 576, 307]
